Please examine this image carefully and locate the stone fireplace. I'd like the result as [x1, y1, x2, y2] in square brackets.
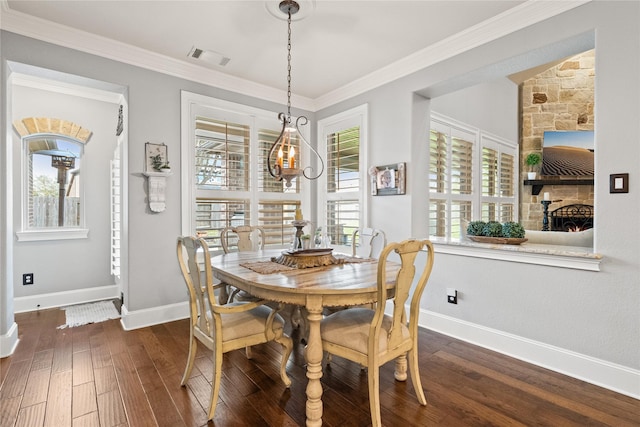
[519, 50, 595, 231]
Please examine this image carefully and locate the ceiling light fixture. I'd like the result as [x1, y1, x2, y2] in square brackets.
[267, 0, 323, 188]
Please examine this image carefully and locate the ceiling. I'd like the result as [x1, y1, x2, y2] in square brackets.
[2, 1, 589, 109]
[4, 1, 526, 96]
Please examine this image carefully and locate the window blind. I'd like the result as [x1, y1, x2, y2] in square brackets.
[195, 198, 250, 250]
[327, 126, 360, 193]
[195, 116, 249, 191]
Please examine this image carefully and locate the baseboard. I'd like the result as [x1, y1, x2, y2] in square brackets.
[14, 285, 120, 313]
[120, 301, 189, 331]
[421, 310, 640, 400]
[0, 322, 19, 357]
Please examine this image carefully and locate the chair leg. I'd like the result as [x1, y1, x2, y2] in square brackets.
[180, 335, 198, 386]
[408, 346, 427, 405]
[245, 346, 253, 359]
[367, 365, 382, 427]
[275, 333, 293, 387]
[290, 305, 302, 328]
[208, 346, 224, 421]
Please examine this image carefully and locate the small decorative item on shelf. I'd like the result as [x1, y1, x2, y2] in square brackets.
[466, 220, 527, 245]
[526, 153, 542, 180]
[150, 154, 164, 171]
[145, 142, 169, 173]
[301, 234, 311, 249]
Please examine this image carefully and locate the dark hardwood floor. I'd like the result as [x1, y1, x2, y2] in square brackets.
[1, 306, 638, 427]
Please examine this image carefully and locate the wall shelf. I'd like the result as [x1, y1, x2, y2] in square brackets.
[524, 178, 594, 195]
[142, 171, 172, 212]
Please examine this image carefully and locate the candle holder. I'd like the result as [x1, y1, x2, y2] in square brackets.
[541, 200, 552, 231]
[292, 220, 309, 250]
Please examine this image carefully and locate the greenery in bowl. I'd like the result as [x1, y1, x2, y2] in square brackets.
[466, 221, 487, 236]
[502, 222, 525, 238]
[467, 221, 487, 236]
[466, 220, 526, 238]
[483, 221, 504, 237]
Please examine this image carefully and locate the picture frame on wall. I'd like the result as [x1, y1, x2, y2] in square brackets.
[144, 142, 168, 172]
[370, 162, 406, 196]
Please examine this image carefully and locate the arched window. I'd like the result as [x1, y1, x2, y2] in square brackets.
[14, 117, 92, 239]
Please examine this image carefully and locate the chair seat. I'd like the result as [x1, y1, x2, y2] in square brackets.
[321, 308, 409, 355]
[207, 303, 285, 341]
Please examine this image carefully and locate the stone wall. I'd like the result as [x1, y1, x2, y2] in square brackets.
[520, 50, 595, 231]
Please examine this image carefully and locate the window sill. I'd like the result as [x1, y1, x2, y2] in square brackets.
[16, 228, 89, 242]
[431, 238, 602, 271]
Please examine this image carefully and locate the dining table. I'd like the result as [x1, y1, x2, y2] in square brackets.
[209, 248, 400, 427]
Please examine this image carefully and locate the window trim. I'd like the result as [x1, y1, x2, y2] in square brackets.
[317, 104, 368, 250]
[432, 239, 602, 271]
[429, 112, 518, 241]
[19, 133, 87, 239]
[180, 91, 311, 239]
[16, 228, 89, 242]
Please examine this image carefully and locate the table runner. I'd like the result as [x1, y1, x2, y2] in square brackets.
[240, 254, 375, 274]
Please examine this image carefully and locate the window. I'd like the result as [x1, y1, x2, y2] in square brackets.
[181, 92, 308, 250]
[429, 113, 517, 240]
[318, 105, 367, 247]
[13, 117, 92, 241]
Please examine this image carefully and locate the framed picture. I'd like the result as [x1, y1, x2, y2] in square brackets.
[145, 142, 168, 172]
[542, 131, 594, 177]
[370, 162, 406, 196]
[609, 173, 629, 193]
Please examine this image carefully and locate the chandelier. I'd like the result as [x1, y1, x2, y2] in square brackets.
[267, 0, 324, 188]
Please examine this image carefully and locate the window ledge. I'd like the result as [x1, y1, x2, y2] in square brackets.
[431, 238, 602, 271]
[16, 228, 89, 242]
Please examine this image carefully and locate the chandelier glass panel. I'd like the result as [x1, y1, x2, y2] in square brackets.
[267, 0, 324, 187]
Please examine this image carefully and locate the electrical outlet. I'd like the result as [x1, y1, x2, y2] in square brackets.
[447, 288, 457, 304]
[23, 273, 34, 285]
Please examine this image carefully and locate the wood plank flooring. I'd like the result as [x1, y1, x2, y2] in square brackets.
[1, 306, 638, 427]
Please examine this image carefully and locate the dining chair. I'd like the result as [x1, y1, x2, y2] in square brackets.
[176, 236, 292, 420]
[351, 227, 387, 259]
[320, 238, 435, 427]
[323, 227, 387, 318]
[220, 225, 265, 303]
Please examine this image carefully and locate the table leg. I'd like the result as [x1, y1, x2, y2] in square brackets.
[305, 297, 323, 427]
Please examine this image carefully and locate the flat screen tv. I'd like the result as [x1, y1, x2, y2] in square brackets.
[541, 130, 594, 177]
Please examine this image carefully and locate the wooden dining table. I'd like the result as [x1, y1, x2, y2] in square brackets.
[209, 248, 400, 427]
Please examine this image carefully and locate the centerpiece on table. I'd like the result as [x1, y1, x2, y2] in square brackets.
[466, 220, 528, 245]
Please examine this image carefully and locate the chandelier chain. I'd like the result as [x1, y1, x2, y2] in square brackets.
[286, 8, 292, 121]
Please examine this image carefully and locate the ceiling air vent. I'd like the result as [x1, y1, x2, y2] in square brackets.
[188, 46, 230, 67]
[189, 48, 203, 59]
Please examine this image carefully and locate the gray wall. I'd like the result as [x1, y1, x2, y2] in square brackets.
[1, 1, 638, 385]
[316, 1, 639, 370]
[0, 31, 308, 315]
[11, 85, 118, 297]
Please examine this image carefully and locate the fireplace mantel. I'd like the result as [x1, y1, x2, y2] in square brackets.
[524, 178, 594, 195]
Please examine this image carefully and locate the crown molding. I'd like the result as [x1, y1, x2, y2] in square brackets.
[0, 0, 314, 111]
[314, 0, 591, 110]
[1, 0, 590, 112]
